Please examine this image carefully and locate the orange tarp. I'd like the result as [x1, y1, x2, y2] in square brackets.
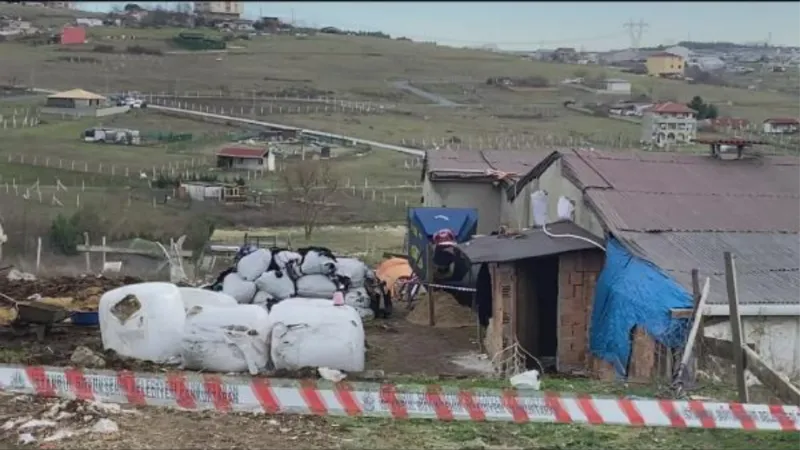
[375, 257, 413, 299]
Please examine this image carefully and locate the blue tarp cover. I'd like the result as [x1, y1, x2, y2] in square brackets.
[590, 237, 692, 376]
[407, 207, 478, 279]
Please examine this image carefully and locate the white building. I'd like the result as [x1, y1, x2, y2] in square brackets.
[603, 78, 632, 94]
[640, 102, 697, 147]
[193, 1, 244, 18]
[76, 18, 104, 27]
[762, 118, 799, 135]
[216, 147, 269, 171]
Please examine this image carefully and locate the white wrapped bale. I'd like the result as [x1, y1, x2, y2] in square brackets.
[273, 250, 302, 270]
[178, 288, 238, 312]
[295, 274, 338, 299]
[237, 248, 272, 281]
[336, 258, 369, 288]
[222, 272, 257, 304]
[181, 305, 270, 375]
[344, 288, 371, 309]
[255, 270, 296, 300]
[253, 291, 273, 307]
[299, 249, 337, 276]
[99, 282, 186, 363]
[268, 298, 365, 372]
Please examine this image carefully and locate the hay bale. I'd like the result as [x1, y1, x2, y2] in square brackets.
[406, 290, 473, 328]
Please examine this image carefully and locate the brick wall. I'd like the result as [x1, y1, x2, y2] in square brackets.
[557, 249, 605, 374]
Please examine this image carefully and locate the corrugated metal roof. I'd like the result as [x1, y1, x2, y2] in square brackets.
[458, 220, 603, 264]
[217, 147, 267, 158]
[425, 149, 554, 178]
[617, 231, 800, 305]
[47, 88, 106, 100]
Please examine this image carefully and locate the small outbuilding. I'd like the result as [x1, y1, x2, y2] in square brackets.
[42, 89, 129, 118]
[602, 78, 632, 94]
[216, 146, 270, 171]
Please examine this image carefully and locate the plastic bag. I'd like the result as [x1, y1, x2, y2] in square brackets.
[99, 282, 186, 363]
[344, 288, 371, 309]
[295, 274, 338, 299]
[299, 249, 337, 276]
[336, 258, 368, 288]
[255, 270, 296, 300]
[236, 248, 272, 281]
[268, 298, 365, 372]
[221, 272, 257, 304]
[179, 287, 238, 312]
[181, 305, 270, 375]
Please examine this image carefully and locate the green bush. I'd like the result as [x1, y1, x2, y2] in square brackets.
[49, 214, 80, 255]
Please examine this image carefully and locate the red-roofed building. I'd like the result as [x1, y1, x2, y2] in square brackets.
[641, 102, 698, 147]
[763, 117, 799, 135]
[706, 116, 751, 131]
[216, 146, 270, 170]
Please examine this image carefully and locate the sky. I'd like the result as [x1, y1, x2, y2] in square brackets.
[80, 1, 800, 51]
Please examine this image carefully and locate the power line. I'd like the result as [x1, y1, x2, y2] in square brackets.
[623, 19, 649, 49]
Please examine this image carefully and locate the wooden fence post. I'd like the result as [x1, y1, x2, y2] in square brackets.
[724, 251, 749, 403]
[84, 232, 91, 273]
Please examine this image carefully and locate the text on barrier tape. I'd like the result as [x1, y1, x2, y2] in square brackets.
[0, 364, 797, 431]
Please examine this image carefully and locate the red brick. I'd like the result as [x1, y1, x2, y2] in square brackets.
[569, 271, 583, 286]
[559, 254, 576, 271]
[572, 285, 584, 300]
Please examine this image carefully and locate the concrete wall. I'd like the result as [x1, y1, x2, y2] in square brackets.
[557, 249, 605, 373]
[536, 159, 606, 236]
[422, 179, 502, 234]
[500, 182, 535, 229]
[40, 106, 128, 117]
[704, 316, 800, 383]
[229, 157, 265, 171]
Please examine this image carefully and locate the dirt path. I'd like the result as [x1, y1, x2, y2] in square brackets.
[389, 81, 463, 107]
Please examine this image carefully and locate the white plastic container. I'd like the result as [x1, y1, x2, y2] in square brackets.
[268, 298, 365, 372]
[178, 287, 238, 312]
[99, 282, 186, 363]
[181, 304, 270, 375]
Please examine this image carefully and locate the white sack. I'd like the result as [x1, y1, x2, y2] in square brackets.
[178, 287, 237, 312]
[354, 307, 375, 321]
[181, 305, 270, 375]
[268, 298, 365, 372]
[336, 258, 368, 288]
[344, 288, 371, 309]
[255, 270, 296, 300]
[236, 248, 272, 281]
[273, 250, 302, 270]
[253, 291, 273, 307]
[295, 274, 338, 299]
[300, 250, 337, 276]
[222, 272, 257, 304]
[99, 282, 185, 363]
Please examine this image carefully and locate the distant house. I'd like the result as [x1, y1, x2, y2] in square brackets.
[76, 18, 103, 27]
[216, 147, 270, 171]
[193, 1, 244, 19]
[707, 116, 751, 131]
[640, 102, 697, 146]
[42, 89, 128, 117]
[551, 47, 577, 63]
[645, 52, 684, 77]
[602, 78, 632, 94]
[763, 118, 799, 135]
[60, 26, 86, 45]
[422, 149, 553, 234]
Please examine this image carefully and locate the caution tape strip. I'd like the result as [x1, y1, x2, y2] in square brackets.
[0, 364, 797, 431]
[423, 283, 477, 293]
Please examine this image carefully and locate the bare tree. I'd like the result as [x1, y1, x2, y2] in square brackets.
[281, 161, 341, 240]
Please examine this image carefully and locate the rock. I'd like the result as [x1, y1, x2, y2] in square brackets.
[70, 346, 106, 368]
[17, 433, 37, 445]
[18, 419, 57, 430]
[91, 418, 119, 434]
[318, 367, 346, 383]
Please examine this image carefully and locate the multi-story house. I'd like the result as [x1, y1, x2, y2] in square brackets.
[640, 102, 697, 147]
[645, 52, 685, 77]
[193, 1, 244, 19]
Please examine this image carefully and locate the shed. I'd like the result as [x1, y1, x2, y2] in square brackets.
[458, 221, 607, 375]
[602, 78, 631, 94]
[60, 26, 86, 45]
[517, 148, 800, 380]
[422, 149, 556, 234]
[45, 89, 106, 109]
[216, 147, 269, 171]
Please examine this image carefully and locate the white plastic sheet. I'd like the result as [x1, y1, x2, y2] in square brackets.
[99, 282, 186, 363]
[336, 258, 368, 288]
[237, 248, 272, 281]
[222, 272, 257, 304]
[295, 274, 338, 299]
[255, 270, 296, 300]
[268, 298, 365, 372]
[181, 305, 270, 375]
[178, 288, 238, 312]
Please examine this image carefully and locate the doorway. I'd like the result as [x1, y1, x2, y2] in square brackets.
[516, 255, 559, 371]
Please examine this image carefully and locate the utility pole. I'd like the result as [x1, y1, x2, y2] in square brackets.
[623, 19, 649, 50]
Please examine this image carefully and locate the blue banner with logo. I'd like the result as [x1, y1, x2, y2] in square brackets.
[406, 207, 478, 279]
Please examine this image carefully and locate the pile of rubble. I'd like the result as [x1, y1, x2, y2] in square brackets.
[0, 394, 135, 445]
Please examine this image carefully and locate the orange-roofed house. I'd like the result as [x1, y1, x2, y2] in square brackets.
[640, 102, 697, 147]
[645, 52, 684, 77]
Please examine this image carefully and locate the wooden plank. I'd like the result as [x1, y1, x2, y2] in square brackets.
[743, 345, 800, 406]
[701, 336, 755, 360]
[691, 269, 705, 368]
[675, 276, 710, 378]
[724, 251, 749, 403]
[671, 308, 695, 318]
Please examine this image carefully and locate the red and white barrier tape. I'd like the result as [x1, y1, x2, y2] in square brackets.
[0, 365, 797, 431]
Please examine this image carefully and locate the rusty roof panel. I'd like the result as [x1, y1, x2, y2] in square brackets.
[617, 231, 800, 305]
[426, 149, 554, 176]
[587, 190, 800, 232]
[561, 153, 611, 189]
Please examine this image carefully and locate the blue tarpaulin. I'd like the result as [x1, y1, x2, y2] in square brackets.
[407, 207, 478, 279]
[589, 237, 692, 376]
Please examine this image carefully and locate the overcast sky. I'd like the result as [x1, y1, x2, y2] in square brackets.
[81, 2, 800, 51]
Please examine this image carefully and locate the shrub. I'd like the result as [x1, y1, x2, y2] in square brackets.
[92, 44, 115, 53]
[126, 45, 163, 56]
[49, 214, 80, 255]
